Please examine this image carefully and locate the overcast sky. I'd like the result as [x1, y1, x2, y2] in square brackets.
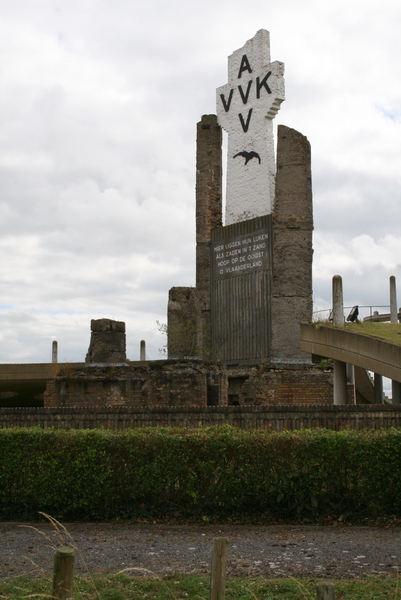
[0, 0, 400, 363]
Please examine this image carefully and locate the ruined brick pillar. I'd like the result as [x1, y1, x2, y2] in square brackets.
[167, 287, 199, 358]
[168, 114, 222, 358]
[195, 114, 223, 356]
[271, 125, 313, 362]
[85, 318, 126, 364]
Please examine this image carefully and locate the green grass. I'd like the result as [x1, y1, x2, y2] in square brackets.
[0, 573, 400, 600]
[344, 322, 401, 345]
[318, 321, 401, 346]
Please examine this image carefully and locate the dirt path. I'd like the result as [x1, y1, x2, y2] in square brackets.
[1, 522, 401, 580]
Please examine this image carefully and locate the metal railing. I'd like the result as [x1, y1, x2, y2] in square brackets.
[313, 305, 394, 323]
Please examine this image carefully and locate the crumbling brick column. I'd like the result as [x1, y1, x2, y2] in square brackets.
[271, 125, 313, 361]
[85, 319, 126, 364]
[168, 114, 222, 359]
[195, 114, 223, 357]
[167, 287, 199, 358]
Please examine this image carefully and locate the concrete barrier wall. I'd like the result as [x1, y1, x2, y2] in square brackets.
[1, 404, 401, 431]
[0, 363, 77, 381]
[301, 324, 401, 382]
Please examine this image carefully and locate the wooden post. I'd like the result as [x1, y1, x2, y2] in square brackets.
[52, 546, 75, 600]
[210, 537, 229, 600]
[316, 582, 335, 600]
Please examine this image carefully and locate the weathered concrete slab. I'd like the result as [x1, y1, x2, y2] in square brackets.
[0, 363, 84, 381]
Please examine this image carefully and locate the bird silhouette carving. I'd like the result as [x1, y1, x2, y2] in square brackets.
[233, 151, 261, 165]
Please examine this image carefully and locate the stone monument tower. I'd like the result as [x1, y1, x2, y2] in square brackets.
[168, 30, 313, 365]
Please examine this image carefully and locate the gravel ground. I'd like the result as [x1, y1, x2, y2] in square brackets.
[1, 522, 401, 580]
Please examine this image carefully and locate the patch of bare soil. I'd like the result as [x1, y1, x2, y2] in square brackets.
[1, 522, 401, 580]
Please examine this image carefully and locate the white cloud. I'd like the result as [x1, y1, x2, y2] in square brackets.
[0, 0, 400, 361]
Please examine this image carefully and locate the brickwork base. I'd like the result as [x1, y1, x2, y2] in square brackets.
[0, 404, 399, 430]
[42, 361, 332, 408]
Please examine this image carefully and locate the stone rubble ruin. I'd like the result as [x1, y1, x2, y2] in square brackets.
[85, 318, 126, 364]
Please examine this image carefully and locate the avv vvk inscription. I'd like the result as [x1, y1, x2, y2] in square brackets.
[216, 29, 284, 226]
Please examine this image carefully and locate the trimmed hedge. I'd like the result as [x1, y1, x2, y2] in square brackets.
[1, 426, 401, 521]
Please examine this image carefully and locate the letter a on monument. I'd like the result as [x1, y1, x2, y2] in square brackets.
[216, 30, 285, 225]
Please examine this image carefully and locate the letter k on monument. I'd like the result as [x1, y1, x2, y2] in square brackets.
[216, 30, 285, 225]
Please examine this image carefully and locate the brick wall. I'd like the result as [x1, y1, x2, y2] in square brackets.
[43, 361, 332, 408]
[239, 368, 333, 405]
[45, 362, 208, 408]
[1, 404, 400, 431]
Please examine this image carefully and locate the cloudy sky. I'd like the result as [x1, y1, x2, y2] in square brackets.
[0, 0, 400, 363]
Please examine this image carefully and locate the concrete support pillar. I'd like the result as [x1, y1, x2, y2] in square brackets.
[346, 363, 356, 404]
[332, 275, 344, 326]
[140, 340, 146, 361]
[392, 380, 401, 404]
[374, 373, 384, 404]
[52, 341, 58, 364]
[333, 359, 348, 405]
[390, 276, 398, 323]
[332, 275, 347, 404]
[346, 363, 354, 383]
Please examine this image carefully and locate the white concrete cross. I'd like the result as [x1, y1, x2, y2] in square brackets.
[216, 30, 285, 225]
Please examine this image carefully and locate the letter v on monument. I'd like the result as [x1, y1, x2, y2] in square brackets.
[216, 30, 285, 225]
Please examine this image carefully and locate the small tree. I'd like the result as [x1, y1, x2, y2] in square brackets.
[157, 319, 211, 359]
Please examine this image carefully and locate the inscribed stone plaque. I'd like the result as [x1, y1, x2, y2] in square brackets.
[212, 229, 269, 280]
[211, 215, 272, 362]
